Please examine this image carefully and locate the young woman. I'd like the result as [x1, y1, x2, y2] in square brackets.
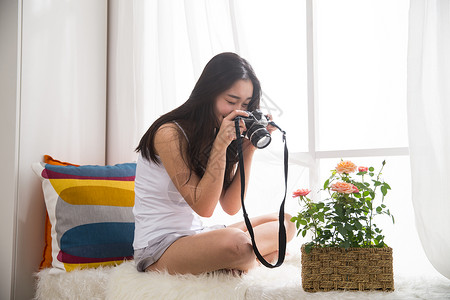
[133, 52, 295, 275]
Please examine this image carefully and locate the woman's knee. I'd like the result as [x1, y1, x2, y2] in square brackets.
[220, 228, 255, 266]
[265, 212, 296, 240]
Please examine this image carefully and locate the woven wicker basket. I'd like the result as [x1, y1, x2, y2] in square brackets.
[301, 245, 394, 292]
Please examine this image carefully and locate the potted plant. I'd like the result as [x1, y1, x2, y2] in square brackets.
[291, 160, 395, 292]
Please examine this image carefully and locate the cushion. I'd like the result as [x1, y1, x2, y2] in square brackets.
[32, 157, 136, 271]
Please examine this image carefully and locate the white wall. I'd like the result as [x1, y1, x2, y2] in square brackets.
[1, 1, 108, 299]
[0, 1, 20, 299]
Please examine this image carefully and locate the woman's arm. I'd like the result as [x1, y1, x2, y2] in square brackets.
[154, 111, 248, 218]
[154, 124, 225, 217]
[220, 114, 278, 215]
[219, 140, 256, 215]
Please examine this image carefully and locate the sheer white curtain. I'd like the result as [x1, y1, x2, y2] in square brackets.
[107, 0, 240, 165]
[107, 0, 308, 226]
[407, 0, 450, 279]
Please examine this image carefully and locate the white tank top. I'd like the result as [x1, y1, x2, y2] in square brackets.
[132, 125, 204, 250]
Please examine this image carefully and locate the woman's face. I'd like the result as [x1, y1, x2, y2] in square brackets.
[214, 79, 253, 125]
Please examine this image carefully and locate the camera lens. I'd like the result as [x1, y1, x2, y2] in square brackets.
[255, 134, 271, 148]
[247, 125, 271, 149]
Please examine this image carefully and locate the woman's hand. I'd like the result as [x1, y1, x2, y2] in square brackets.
[265, 114, 277, 135]
[215, 110, 249, 149]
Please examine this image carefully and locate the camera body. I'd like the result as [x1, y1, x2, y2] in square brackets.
[237, 110, 271, 149]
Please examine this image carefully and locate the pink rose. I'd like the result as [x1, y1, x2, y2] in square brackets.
[335, 161, 357, 174]
[331, 182, 359, 194]
[292, 189, 311, 197]
[358, 166, 368, 172]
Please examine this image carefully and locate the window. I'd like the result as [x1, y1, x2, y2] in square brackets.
[315, 0, 409, 151]
[229, 0, 428, 273]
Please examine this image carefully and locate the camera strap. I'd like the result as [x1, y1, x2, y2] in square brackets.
[234, 118, 288, 268]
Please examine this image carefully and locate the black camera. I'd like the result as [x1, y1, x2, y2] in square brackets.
[236, 110, 271, 149]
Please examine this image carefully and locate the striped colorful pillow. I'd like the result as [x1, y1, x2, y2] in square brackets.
[32, 161, 136, 271]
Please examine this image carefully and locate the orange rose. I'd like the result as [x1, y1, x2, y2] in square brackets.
[335, 160, 357, 174]
[331, 182, 359, 194]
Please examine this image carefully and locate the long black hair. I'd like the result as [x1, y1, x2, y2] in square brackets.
[136, 52, 262, 189]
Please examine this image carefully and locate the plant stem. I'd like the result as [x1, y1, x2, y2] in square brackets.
[308, 201, 318, 242]
[367, 163, 385, 245]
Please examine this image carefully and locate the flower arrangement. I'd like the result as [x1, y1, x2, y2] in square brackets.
[291, 160, 394, 253]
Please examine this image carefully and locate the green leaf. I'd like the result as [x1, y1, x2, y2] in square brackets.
[299, 219, 307, 226]
[343, 240, 351, 249]
[376, 206, 382, 213]
[381, 186, 388, 196]
[369, 167, 375, 172]
[345, 224, 353, 232]
[318, 212, 325, 222]
[335, 205, 344, 217]
[324, 179, 330, 189]
[302, 230, 307, 237]
[338, 226, 347, 237]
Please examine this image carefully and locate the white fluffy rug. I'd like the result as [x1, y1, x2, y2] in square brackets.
[35, 252, 450, 300]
